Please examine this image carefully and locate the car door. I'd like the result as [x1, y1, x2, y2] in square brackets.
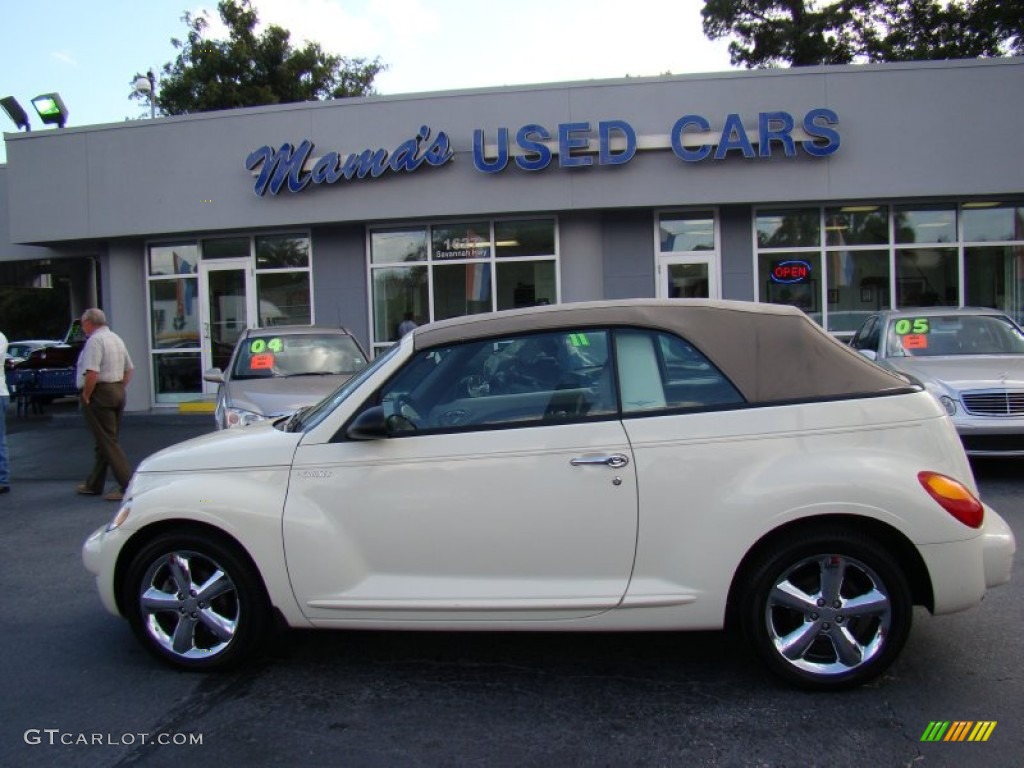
[283, 328, 639, 623]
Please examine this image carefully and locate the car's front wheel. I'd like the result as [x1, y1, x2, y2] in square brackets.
[122, 532, 270, 670]
[740, 530, 912, 690]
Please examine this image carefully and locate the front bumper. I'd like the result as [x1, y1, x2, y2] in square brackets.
[953, 414, 1024, 456]
[83, 524, 128, 617]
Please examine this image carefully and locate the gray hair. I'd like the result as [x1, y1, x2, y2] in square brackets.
[82, 308, 108, 327]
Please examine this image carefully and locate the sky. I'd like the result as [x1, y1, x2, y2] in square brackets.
[0, 0, 735, 162]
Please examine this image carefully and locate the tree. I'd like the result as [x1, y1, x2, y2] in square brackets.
[155, 0, 385, 115]
[702, 0, 1019, 68]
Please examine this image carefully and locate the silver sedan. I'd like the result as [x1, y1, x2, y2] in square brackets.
[850, 307, 1024, 456]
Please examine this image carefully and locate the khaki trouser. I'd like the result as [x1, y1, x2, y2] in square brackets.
[81, 381, 132, 493]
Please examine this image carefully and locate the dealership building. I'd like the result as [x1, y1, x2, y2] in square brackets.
[1, 56, 1022, 411]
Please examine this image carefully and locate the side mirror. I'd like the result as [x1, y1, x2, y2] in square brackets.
[857, 349, 878, 361]
[203, 367, 225, 383]
[347, 406, 389, 440]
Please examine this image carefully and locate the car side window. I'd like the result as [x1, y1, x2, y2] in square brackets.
[376, 329, 616, 433]
[614, 329, 744, 414]
[850, 317, 878, 352]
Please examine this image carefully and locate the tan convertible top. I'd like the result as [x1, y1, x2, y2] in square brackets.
[412, 299, 912, 404]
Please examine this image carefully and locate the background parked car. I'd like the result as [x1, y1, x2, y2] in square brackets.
[850, 307, 1024, 456]
[85, 300, 1015, 690]
[4, 339, 62, 371]
[204, 325, 368, 429]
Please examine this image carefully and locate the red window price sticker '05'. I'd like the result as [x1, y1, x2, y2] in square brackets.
[250, 353, 275, 370]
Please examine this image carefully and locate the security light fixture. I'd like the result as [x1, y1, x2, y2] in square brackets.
[132, 70, 157, 119]
[1, 96, 31, 131]
[31, 93, 68, 128]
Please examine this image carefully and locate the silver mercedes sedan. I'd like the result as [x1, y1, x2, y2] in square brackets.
[850, 308, 1024, 456]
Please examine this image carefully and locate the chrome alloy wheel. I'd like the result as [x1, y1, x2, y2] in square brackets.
[138, 550, 240, 660]
[764, 554, 892, 677]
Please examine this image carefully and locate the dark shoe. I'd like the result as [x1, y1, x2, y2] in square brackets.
[0, 485, 9, 494]
[104, 489, 125, 502]
[76, 484, 100, 496]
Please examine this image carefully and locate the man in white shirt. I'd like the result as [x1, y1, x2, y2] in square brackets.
[0, 330, 9, 493]
[75, 308, 134, 501]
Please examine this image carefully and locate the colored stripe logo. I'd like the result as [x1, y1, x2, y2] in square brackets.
[920, 721, 997, 742]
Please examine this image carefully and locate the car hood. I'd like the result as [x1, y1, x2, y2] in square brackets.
[886, 356, 1024, 391]
[223, 373, 352, 417]
[137, 421, 302, 473]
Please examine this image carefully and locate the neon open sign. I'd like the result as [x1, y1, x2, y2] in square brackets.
[770, 260, 811, 284]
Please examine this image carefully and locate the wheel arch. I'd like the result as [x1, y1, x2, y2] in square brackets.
[113, 519, 278, 623]
[724, 514, 934, 630]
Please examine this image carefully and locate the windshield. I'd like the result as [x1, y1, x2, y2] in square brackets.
[885, 314, 1024, 357]
[285, 343, 402, 433]
[231, 333, 366, 380]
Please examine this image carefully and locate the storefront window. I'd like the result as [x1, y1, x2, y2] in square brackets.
[373, 265, 429, 343]
[434, 263, 492, 321]
[257, 272, 311, 326]
[256, 234, 310, 268]
[371, 228, 428, 264]
[759, 251, 822, 323]
[497, 260, 556, 310]
[659, 212, 715, 252]
[962, 203, 1024, 242]
[827, 249, 889, 333]
[432, 222, 491, 260]
[495, 219, 556, 258]
[203, 236, 250, 259]
[369, 219, 557, 353]
[965, 245, 1024, 323]
[895, 206, 956, 244]
[825, 206, 888, 246]
[149, 243, 198, 276]
[896, 247, 958, 307]
[149, 279, 199, 349]
[756, 209, 819, 248]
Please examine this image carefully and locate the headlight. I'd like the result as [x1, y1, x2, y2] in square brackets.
[224, 406, 267, 428]
[922, 382, 957, 416]
[938, 395, 957, 416]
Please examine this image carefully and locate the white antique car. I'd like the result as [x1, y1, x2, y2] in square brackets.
[84, 300, 1015, 689]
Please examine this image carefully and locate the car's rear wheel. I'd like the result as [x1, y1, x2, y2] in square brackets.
[123, 532, 270, 671]
[740, 530, 912, 690]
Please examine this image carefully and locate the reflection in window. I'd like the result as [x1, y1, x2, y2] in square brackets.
[495, 219, 556, 258]
[896, 248, 958, 307]
[895, 206, 956, 244]
[827, 249, 889, 333]
[965, 244, 1024, 321]
[257, 272, 311, 326]
[434, 263, 492, 321]
[203, 236, 250, 259]
[497, 260, 556, 310]
[255, 234, 310, 269]
[756, 209, 819, 248]
[659, 212, 715, 252]
[153, 352, 201, 404]
[371, 228, 428, 264]
[825, 206, 889, 246]
[149, 279, 199, 348]
[432, 223, 491, 260]
[962, 204, 1024, 242]
[373, 266, 428, 343]
[149, 243, 198, 276]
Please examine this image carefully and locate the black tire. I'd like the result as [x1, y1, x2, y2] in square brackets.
[122, 532, 271, 671]
[739, 530, 912, 690]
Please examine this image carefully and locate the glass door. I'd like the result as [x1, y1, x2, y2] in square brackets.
[659, 258, 717, 299]
[200, 259, 256, 390]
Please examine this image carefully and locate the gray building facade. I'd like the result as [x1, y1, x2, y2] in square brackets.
[2, 57, 1022, 411]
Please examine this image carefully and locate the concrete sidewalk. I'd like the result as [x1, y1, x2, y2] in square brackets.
[6, 399, 213, 484]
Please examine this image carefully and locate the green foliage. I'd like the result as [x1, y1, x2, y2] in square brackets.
[157, 0, 385, 115]
[702, 0, 1021, 68]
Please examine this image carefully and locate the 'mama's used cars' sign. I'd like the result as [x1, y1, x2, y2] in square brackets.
[245, 108, 840, 197]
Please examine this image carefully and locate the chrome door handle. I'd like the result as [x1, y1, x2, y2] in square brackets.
[570, 454, 630, 469]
